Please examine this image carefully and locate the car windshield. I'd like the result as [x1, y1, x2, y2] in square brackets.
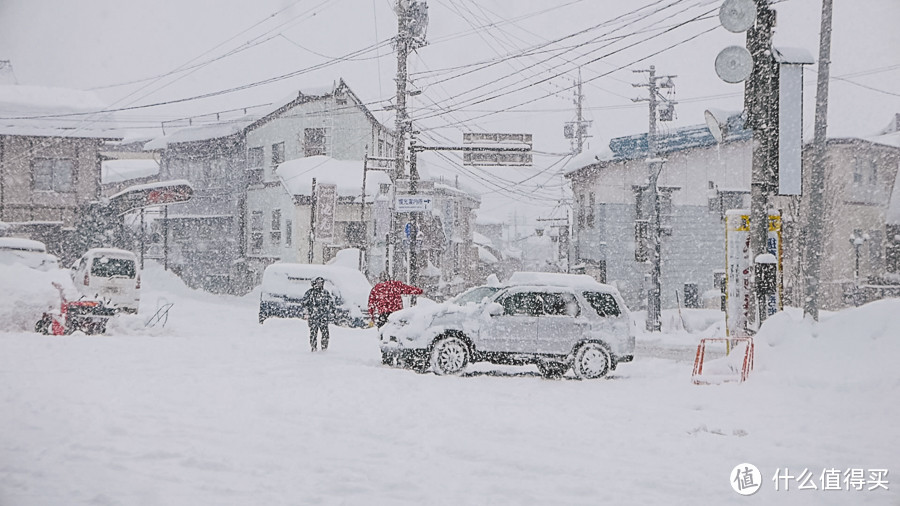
[452, 286, 501, 305]
[582, 291, 621, 317]
[91, 257, 136, 278]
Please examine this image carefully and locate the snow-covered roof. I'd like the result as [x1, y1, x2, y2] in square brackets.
[276, 155, 391, 198]
[82, 247, 137, 259]
[0, 84, 119, 138]
[472, 231, 493, 247]
[144, 118, 256, 150]
[101, 159, 160, 184]
[476, 244, 498, 264]
[561, 147, 615, 175]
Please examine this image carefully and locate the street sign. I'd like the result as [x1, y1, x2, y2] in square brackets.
[395, 195, 433, 212]
[462, 132, 533, 166]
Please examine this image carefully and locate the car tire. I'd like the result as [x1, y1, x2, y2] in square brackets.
[572, 342, 611, 380]
[381, 351, 395, 366]
[430, 336, 469, 376]
[537, 361, 568, 379]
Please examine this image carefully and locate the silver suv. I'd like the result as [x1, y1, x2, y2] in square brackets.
[379, 273, 635, 379]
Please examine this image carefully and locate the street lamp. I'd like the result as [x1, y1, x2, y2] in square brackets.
[849, 231, 869, 306]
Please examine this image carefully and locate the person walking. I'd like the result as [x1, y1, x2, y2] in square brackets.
[300, 277, 335, 351]
[368, 272, 423, 328]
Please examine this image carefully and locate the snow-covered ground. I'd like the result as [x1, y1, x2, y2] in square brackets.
[1, 262, 898, 505]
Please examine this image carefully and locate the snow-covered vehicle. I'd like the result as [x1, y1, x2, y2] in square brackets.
[0, 237, 59, 271]
[379, 272, 635, 379]
[258, 263, 372, 327]
[70, 248, 141, 313]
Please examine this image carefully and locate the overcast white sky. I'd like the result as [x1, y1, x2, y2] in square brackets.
[1, 0, 898, 224]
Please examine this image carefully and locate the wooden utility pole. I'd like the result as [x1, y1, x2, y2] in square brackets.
[804, 0, 834, 321]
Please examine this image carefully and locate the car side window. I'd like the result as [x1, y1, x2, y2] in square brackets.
[501, 292, 543, 316]
[583, 292, 621, 317]
[541, 292, 580, 317]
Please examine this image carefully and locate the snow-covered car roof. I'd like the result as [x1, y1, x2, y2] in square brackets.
[81, 248, 138, 259]
[505, 271, 618, 294]
[0, 237, 47, 252]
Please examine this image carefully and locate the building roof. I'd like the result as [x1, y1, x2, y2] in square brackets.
[143, 79, 390, 150]
[608, 115, 752, 161]
[0, 84, 119, 139]
[101, 159, 160, 184]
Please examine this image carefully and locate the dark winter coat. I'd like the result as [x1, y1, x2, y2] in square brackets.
[368, 280, 423, 318]
[300, 286, 336, 324]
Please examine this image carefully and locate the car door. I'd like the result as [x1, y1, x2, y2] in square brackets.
[478, 291, 540, 353]
[536, 291, 584, 354]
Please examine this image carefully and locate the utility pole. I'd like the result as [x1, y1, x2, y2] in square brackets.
[633, 65, 675, 332]
[309, 177, 317, 264]
[745, 0, 778, 327]
[392, 0, 427, 283]
[804, 0, 833, 321]
[565, 68, 592, 156]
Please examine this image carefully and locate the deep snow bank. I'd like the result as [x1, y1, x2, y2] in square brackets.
[754, 298, 900, 388]
[0, 264, 77, 332]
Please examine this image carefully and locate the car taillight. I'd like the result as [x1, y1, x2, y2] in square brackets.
[136, 275, 141, 290]
[83, 272, 90, 285]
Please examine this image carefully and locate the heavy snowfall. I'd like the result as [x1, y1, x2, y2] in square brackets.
[1, 0, 900, 504]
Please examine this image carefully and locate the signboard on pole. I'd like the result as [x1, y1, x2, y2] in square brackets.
[462, 132, 533, 166]
[315, 183, 336, 242]
[395, 195, 433, 212]
[725, 210, 782, 336]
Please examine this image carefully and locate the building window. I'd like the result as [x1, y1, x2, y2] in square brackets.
[270, 209, 282, 245]
[250, 211, 264, 254]
[247, 146, 264, 184]
[272, 142, 285, 166]
[304, 128, 327, 156]
[285, 219, 292, 246]
[33, 158, 74, 192]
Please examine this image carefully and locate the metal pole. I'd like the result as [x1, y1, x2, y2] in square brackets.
[309, 178, 316, 264]
[747, 0, 776, 327]
[163, 205, 169, 271]
[360, 150, 368, 275]
[409, 139, 419, 288]
[804, 0, 833, 321]
[646, 66, 662, 332]
[139, 208, 145, 270]
[575, 68, 585, 155]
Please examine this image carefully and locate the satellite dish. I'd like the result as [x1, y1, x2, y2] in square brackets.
[719, 0, 757, 33]
[705, 110, 726, 143]
[715, 46, 754, 83]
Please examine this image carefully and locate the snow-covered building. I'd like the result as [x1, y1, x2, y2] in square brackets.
[567, 112, 900, 312]
[147, 79, 393, 294]
[565, 118, 753, 310]
[776, 115, 900, 309]
[0, 78, 120, 258]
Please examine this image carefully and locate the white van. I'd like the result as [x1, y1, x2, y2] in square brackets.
[71, 248, 140, 313]
[0, 237, 59, 271]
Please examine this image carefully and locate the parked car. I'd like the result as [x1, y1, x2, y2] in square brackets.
[258, 263, 372, 327]
[0, 237, 59, 271]
[70, 248, 141, 313]
[379, 272, 635, 379]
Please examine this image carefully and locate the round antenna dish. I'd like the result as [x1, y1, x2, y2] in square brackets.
[715, 46, 753, 83]
[719, 0, 757, 33]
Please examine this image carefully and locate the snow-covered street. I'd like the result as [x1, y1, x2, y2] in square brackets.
[1, 263, 897, 505]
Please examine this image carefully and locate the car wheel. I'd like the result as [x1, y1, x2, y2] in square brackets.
[430, 336, 469, 376]
[572, 342, 611, 380]
[537, 361, 569, 379]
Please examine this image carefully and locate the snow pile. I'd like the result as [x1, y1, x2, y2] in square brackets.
[754, 299, 900, 389]
[0, 264, 77, 332]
